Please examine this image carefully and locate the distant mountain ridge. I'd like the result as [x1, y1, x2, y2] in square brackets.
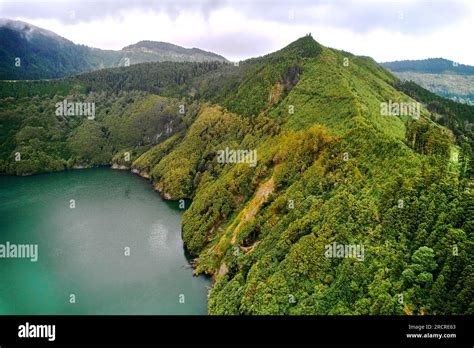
[381, 58, 474, 75]
[123, 40, 227, 60]
[0, 19, 228, 80]
[1, 34, 472, 316]
[0, 18, 70, 43]
[382, 58, 474, 105]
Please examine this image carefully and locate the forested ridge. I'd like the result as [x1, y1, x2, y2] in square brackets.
[382, 59, 474, 106]
[0, 19, 227, 80]
[0, 35, 472, 315]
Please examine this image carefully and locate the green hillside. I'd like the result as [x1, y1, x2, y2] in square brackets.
[382, 58, 474, 75]
[0, 35, 472, 315]
[0, 19, 227, 80]
[382, 59, 474, 105]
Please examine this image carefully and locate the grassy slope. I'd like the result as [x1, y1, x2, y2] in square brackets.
[0, 36, 471, 315]
[131, 38, 469, 315]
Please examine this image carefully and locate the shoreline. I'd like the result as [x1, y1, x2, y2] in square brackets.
[1, 163, 214, 284]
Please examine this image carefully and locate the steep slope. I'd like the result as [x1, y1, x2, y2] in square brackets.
[130, 36, 472, 315]
[0, 35, 472, 315]
[0, 19, 116, 79]
[0, 19, 227, 80]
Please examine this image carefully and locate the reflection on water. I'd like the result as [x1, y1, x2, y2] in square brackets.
[0, 168, 209, 315]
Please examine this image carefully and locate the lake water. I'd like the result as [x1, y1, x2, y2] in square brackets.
[0, 168, 209, 314]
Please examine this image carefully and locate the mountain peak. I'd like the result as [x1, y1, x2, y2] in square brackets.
[0, 18, 70, 44]
[122, 40, 227, 62]
[271, 34, 323, 60]
[0, 19, 228, 79]
[122, 40, 184, 52]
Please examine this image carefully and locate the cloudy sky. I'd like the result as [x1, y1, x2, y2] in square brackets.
[1, 0, 473, 65]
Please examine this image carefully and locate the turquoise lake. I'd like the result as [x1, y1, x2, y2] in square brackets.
[0, 168, 209, 314]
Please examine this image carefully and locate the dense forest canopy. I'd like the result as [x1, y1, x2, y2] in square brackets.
[0, 35, 472, 315]
[382, 59, 474, 106]
[0, 19, 227, 80]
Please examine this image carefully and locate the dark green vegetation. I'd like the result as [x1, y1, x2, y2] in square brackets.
[122, 40, 227, 63]
[394, 80, 474, 181]
[393, 80, 473, 135]
[0, 79, 85, 98]
[1, 35, 473, 315]
[382, 59, 474, 105]
[0, 19, 227, 80]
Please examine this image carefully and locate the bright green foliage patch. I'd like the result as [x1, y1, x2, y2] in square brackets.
[1, 35, 472, 315]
